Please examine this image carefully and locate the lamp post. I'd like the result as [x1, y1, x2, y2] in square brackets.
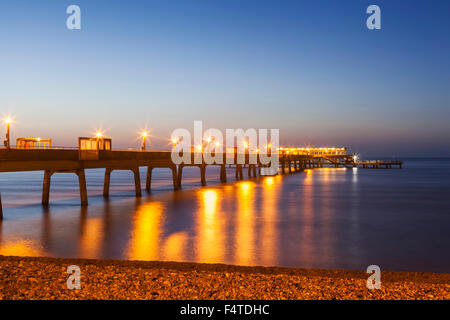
[4, 118, 11, 149]
[95, 132, 103, 150]
[141, 132, 148, 151]
[243, 141, 248, 152]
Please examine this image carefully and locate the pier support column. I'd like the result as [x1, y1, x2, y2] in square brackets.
[132, 168, 142, 197]
[42, 170, 53, 206]
[252, 165, 257, 177]
[220, 164, 227, 183]
[42, 170, 88, 206]
[103, 168, 112, 198]
[177, 165, 184, 189]
[248, 165, 252, 178]
[146, 167, 153, 191]
[200, 165, 206, 186]
[77, 169, 88, 206]
[235, 165, 243, 180]
[171, 166, 179, 191]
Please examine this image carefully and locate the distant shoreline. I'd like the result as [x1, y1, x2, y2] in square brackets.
[0, 255, 448, 300]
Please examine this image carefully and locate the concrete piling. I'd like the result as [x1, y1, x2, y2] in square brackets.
[146, 167, 153, 191]
[103, 168, 112, 198]
[77, 169, 88, 206]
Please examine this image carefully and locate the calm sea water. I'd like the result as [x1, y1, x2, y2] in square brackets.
[1, 159, 449, 273]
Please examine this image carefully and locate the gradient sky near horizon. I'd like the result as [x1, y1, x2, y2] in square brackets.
[1, 0, 449, 156]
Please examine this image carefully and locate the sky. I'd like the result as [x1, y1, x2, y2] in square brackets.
[0, 0, 449, 156]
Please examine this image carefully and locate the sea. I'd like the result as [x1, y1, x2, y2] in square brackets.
[1, 158, 449, 273]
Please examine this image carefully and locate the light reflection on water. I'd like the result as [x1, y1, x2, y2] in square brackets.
[127, 202, 165, 261]
[1, 161, 450, 273]
[196, 188, 225, 264]
[0, 239, 43, 256]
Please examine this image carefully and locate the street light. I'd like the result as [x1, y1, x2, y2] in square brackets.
[94, 131, 104, 150]
[141, 131, 148, 151]
[4, 118, 12, 149]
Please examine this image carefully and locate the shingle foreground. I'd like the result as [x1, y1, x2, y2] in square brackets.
[0, 255, 448, 300]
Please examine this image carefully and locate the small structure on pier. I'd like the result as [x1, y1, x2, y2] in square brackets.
[78, 136, 112, 151]
[78, 136, 112, 160]
[16, 138, 52, 149]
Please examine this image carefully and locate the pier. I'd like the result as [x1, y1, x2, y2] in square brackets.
[0, 145, 402, 216]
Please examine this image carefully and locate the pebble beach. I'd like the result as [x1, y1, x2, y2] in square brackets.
[0, 255, 448, 300]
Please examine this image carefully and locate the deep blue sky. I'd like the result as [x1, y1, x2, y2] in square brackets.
[1, 0, 449, 156]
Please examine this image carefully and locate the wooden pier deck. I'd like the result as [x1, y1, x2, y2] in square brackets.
[0, 148, 402, 216]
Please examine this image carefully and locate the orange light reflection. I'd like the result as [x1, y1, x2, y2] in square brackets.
[127, 202, 165, 260]
[196, 189, 225, 263]
[260, 176, 281, 265]
[235, 181, 255, 265]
